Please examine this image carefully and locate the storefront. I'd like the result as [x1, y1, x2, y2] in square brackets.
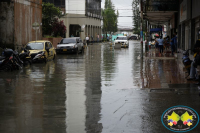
[178, 0, 192, 50]
[191, 0, 200, 48]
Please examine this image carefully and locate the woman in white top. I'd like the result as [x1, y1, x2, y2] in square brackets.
[155, 36, 164, 54]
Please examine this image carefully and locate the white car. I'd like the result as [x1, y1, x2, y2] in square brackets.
[114, 36, 129, 48]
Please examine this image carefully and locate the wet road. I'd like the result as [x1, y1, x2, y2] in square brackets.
[0, 41, 200, 133]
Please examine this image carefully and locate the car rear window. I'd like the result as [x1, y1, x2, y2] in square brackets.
[26, 43, 44, 50]
[60, 38, 76, 44]
[116, 37, 127, 40]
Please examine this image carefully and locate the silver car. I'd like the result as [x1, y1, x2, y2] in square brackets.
[56, 37, 84, 54]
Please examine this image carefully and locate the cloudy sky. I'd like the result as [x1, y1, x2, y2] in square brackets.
[101, 0, 133, 28]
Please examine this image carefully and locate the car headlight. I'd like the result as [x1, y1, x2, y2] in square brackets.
[36, 51, 44, 57]
[70, 45, 75, 48]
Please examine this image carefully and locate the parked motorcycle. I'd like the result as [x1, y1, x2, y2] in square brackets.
[0, 48, 24, 71]
[0, 49, 17, 71]
[182, 49, 192, 78]
[19, 48, 32, 66]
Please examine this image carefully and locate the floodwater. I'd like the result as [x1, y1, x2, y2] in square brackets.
[0, 41, 200, 133]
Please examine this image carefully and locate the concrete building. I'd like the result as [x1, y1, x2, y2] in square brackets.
[62, 0, 102, 41]
[0, 0, 42, 50]
[141, 0, 200, 55]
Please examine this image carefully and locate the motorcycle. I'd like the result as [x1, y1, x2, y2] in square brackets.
[0, 48, 24, 71]
[0, 49, 16, 71]
[19, 48, 32, 66]
[182, 49, 192, 78]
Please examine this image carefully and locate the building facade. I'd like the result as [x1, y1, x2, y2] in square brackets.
[63, 0, 102, 41]
[0, 0, 42, 50]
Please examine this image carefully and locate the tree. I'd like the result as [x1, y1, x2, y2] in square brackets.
[132, 0, 140, 36]
[132, 0, 147, 36]
[51, 18, 66, 37]
[42, 2, 63, 36]
[102, 0, 118, 36]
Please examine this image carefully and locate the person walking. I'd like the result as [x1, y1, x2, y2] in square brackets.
[155, 36, 164, 54]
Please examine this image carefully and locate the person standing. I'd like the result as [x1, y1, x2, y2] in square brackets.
[156, 36, 164, 54]
[71, 34, 74, 37]
[174, 32, 177, 52]
[170, 35, 175, 55]
[97, 34, 99, 42]
[86, 35, 89, 47]
[91, 36, 93, 43]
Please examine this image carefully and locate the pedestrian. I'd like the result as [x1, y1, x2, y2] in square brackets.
[174, 32, 177, 52]
[187, 39, 200, 84]
[97, 34, 99, 42]
[107, 36, 109, 41]
[91, 36, 93, 43]
[170, 35, 175, 55]
[71, 34, 74, 37]
[109, 35, 112, 42]
[155, 37, 159, 50]
[86, 35, 89, 47]
[155, 36, 164, 54]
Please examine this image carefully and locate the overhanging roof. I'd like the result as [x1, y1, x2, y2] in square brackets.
[144, 11, 176, 25]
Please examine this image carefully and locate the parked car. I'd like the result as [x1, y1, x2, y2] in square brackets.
[22, 40, 56, 63]
[128, 35, 138, 40]
[56, 37, 84, 54]
[114, 36, 129, 48]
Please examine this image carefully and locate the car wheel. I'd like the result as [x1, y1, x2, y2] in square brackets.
[81, 47, 84, 53]
[44, 57, 47, 63]
[75, 48, 79, 54]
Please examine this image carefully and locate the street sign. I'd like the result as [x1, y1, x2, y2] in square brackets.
[32, 22, 39, 30]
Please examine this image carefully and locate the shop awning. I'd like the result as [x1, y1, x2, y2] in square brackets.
[150, 28, 162, 33]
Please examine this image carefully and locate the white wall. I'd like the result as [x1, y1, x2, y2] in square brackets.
[66, 0, 85, 14]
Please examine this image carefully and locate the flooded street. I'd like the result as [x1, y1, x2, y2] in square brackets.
[0, 41, 200, 133]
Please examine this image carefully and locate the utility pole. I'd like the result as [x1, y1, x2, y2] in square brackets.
[140, 0, 143, 59]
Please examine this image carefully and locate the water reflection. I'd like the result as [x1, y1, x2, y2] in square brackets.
[100, 41, 144, 133]
[84, 45, 102, 133]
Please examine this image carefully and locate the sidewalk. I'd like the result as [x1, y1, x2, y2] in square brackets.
[142, 47, 197, 89]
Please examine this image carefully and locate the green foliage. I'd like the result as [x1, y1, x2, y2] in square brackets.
[52, 18, 66, 37]
[102, 0, 118, 34]
[132, 0, 140, 35]
[42, 2, 63, 36]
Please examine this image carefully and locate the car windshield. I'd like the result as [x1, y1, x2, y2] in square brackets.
[25, 43, 44, 50]
[116, 37, 127, 40]
[59, 38, 76, 44]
